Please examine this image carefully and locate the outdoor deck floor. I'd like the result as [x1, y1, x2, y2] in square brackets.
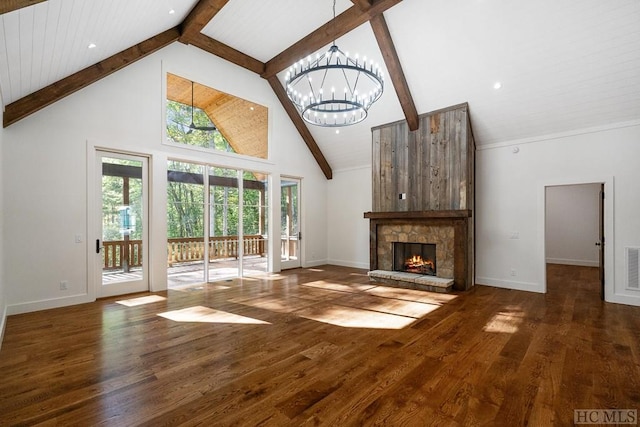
[102, 256, 270, 288]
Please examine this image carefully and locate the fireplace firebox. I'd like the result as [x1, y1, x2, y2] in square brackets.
[393, 242, 436, 276]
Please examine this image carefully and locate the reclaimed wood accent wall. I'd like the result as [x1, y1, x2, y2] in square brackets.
[371, 103, 474, 212]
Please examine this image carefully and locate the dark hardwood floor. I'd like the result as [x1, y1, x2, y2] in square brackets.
[1, 264, 639, 426]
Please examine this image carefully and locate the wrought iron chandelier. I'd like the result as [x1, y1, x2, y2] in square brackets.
[284, 0, 384, 127]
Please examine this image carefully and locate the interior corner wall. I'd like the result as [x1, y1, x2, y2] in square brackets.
[475, 121, 640, 305]
[545, 183, 600, 267]
[2, 42, 329, 315]
[327, 166, 371, 269]
[0, 98, 6, 347]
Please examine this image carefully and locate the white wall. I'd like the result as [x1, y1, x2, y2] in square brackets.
[0, 95, 6, 346]
[476, 121, 640, 305]
[545, 183, 600, 267]
[327, 166, 371, 269]
[2, 42, 329, 315]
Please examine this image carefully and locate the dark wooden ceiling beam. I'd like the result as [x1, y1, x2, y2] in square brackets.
[262, 0, 402, 79]
[184, 33, 265, 75]
[0, 0, 46, 14]
[180, 0, 230, 40]
[369, 14, 418, 131]
[267, 76, 332, 180]
[3, 27, 180, 128]
[351, 0, 373, 11]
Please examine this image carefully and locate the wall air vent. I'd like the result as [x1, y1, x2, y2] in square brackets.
[626, 247, 640, 290]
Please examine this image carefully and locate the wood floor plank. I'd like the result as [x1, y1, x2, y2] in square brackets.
[1, 264, 639, 425]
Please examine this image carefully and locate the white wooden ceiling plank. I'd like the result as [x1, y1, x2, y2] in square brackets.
[203, 0, 352, 62]
[29, 3, 48, 95]
[39, 0, 60, 88]
[47, 0, 73, 83]
[63, 0, 91, 78]
[57, 0, 87, 80]
[0, 18, 14, 103]
[2, 12, 21, 103]
[78, 0, 106, 69]
[17, 7, 35, 97]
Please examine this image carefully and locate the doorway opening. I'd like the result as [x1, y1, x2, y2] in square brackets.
[544, 183, 604, 299]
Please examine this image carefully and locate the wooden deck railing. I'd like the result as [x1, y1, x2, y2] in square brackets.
[167, 235, 266, 266]
[103, 235, 274, 270]
[103, 240, 143, 270]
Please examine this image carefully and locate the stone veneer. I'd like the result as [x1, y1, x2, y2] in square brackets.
[377, 224, 455, 280]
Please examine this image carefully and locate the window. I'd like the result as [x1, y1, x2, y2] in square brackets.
[165, 73, 268, 159]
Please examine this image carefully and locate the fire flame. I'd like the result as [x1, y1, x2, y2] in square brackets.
[406, 255, 434, 268]
[404, 255, 435, 273]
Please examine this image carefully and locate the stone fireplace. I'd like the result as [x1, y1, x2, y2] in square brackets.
[364, 211, 472, 292]
[364, 103, 475, 293]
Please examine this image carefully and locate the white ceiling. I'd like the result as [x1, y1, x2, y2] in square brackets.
[1, 0, 639, 171]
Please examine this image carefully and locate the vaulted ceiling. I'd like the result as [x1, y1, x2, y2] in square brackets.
[1, 0, 639, 178]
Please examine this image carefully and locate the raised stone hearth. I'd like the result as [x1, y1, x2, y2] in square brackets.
[368, 270, 454, 293]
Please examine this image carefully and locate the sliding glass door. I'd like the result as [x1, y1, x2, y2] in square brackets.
[167, 160, 268, 287]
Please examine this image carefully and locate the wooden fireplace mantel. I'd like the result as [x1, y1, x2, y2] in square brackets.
[364, 210, 472, 220]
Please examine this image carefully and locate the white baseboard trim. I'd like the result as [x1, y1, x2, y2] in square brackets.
[302, 259, 329, 268]
[606, 292, 640, 307]
[327, 259, 369, 269]
[7, 293, 94, 316]
[0, 304, 6, 351]
[476, 277, 543, 293]
[546, 258, 599, 267]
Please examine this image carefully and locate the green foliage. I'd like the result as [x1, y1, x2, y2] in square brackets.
[281, 183, 298, 235]
[166, 100, 234, 152]
[166, 162, 268, 239]
[102, 158, 143, 241]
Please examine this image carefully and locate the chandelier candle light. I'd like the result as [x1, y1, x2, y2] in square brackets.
[284, 1, 384, 127]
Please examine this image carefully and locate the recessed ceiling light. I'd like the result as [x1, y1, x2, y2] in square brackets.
[88, 43, 97, 49]
[168, 9, 175, 14]
[493, 82, 502, 90]
[335, 129, 340, 134]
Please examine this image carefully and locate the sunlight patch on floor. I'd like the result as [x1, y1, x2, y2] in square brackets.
[302, 280, 376, 293]
[116, 295, 167, 307]
[172, 283, 231, 292]
[483, 310, 523, 334]
[229, 296, 316, 313]
[344, 295, 441, 318]
[296, 304, 416, 329]
[158, 306, 270, 324]
[365, 286, 458, 304]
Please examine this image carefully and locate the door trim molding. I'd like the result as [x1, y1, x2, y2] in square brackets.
[88, 144, 151, 298]
[538, 176, 614, 300]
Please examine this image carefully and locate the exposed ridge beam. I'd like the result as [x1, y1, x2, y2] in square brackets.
[262, 0, 402, 79]
[370, 14, 418, 131]
[1, 0, 46, 14]
[183, 33, 265, 75]
[3, 27, 180, 127]
[180, 0, 230, 40]
[351, 0, 373, 11]
[267, 76, 332, 180]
